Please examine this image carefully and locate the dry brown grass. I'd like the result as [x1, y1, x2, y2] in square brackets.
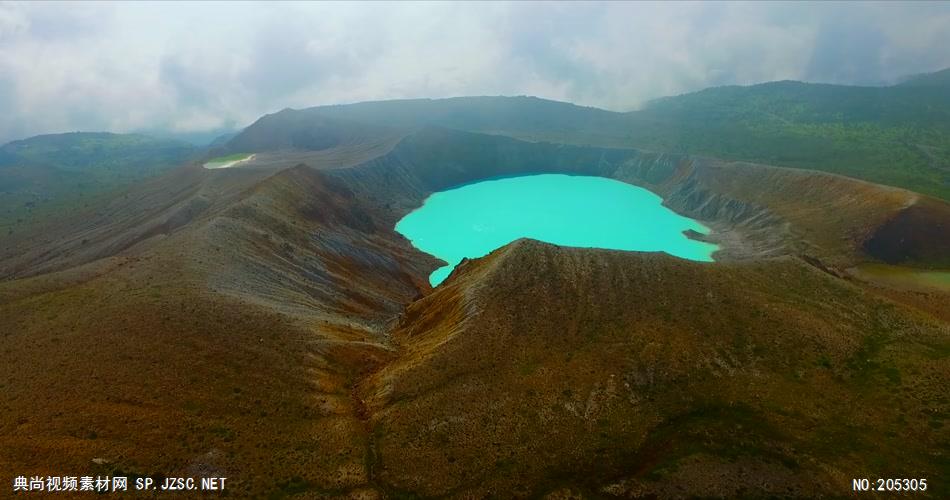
[0, 129, 947, 497]
[362, 241, 949, 497]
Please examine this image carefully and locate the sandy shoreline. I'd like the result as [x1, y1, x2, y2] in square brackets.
[203, 153, 256, 169]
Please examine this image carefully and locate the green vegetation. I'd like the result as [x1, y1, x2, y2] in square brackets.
[898, 67, 950, 88]
[307, 69, 950, 200]
[626, 81, 950, 200]
[637, 402, 798, 480]
[854, 263, 950, 291]
[205, 152, 251, 164]
[3, 132, 194, 175]
[490, 83, 950, 200]
[313, 95, 625, 136]
[0, 132, 195, 231]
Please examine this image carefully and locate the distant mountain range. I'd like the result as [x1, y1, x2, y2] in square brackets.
[2, 102, 947, 496]
[237, 66, 948, 200]
[897, 67, 950, 87]
[0, 132, 197, 230]
[631, 79, 950, 199]
[1, 132, 195, 172]
[3, 66, 950, 232]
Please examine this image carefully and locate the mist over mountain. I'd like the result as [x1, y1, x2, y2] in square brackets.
[5, 64, 950, 234]
[898, 67, 950, 87]
[1, 2, 948, 498]
[2, 2, 950, 144]
[222, 69, 950, 200]
[136, 127, 241, 147]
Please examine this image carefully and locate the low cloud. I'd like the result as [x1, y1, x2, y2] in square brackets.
[0, 1, 948, 142]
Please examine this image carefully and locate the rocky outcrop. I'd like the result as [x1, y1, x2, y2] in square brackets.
[359, 239, 950, 497]
[7, 125, 943, 284]
[329, 128, 943, 267]
[1, 121, 948, 498]
[863, 196, 950, 267]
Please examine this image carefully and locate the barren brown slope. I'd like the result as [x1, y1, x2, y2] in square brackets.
[612, 155, 949, 267]
[361, 239, 950, 498]
[329, 128, 950, 271]
[0, 126, 947, 498]
[0, 164, 277, 281]
[864, 195, 950, 267]
[221, 108, 403, 154]
[0, 116, 408, 283]
[0, 164, 435, 497]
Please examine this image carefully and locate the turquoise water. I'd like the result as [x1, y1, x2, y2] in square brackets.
[396, 174, 718, 286]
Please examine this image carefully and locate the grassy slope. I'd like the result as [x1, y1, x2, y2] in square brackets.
[221, 109, 402, 154]
[0, 165, 430, 497]
[0, 129, 947, 497]
[0, 256, 377, 498]
[3, 132, 195, 177]
[304, 74, 950, 201]
[313, 96, 626, 138]
[899, 67, 950, 87]
[205, 152, 252, 164]
[364, 240, 950, 497]
[852, 263, 950, 292]
[0, 132, 195, 233]
[627, 81, 950, 200]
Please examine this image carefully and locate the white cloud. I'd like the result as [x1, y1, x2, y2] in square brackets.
[0, 1, 948, 142]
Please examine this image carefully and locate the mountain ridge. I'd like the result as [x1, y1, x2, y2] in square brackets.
[897, 67, 950, 87]
[0, 123, 947, 496]
[0, 70, 948, 496]
[0, 131, 199, 233]
[358, 238, 949, 497]
[223, 71, 950, 200]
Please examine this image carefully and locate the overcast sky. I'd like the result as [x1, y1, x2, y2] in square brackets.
[1, 1, 949, 143]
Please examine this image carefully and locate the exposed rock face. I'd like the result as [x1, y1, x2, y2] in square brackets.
[863, 197, 950, 267]
[0, 126, 947, 497]
[329, 128, 945, 270]
[5, 126, 944, 282]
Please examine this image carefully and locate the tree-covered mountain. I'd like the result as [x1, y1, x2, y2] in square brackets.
[625, 78, 950, 200]
[897, 67, 950, 88]
[6, 67, 950, 235]
[261, 68, 950, 200]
